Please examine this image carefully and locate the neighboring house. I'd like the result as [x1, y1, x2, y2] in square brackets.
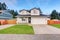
[0, 10, 13, 20]
[16, 8, 50, 24]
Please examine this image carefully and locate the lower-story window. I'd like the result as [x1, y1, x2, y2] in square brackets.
[22, 18, 25, 21]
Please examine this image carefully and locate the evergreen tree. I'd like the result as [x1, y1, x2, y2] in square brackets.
[50, 10, 59, 20]
[2, 3, 7, 10]
[9, 10, 18, 18]
[0, 2, 2, 10]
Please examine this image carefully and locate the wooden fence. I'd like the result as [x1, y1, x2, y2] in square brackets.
[47, 20, 60, 24]
[0, 19, 16, 25]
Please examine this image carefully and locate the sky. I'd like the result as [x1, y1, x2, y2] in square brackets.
[0, 0, 60, 15]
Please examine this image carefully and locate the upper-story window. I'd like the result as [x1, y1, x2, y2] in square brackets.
[32, 9, 39, 14]
[33, 9, 37, 14]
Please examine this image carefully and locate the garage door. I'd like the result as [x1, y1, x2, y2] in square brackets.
[31, 17, 49, 24]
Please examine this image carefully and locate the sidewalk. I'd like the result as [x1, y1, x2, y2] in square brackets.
[0, 34, 60, 40]
[0, 24, 15, 30]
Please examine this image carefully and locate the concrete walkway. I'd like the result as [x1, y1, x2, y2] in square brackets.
[33, 24, 60, 34]
[0, 24, 15, 30]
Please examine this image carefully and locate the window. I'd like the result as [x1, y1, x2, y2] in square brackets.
[22, 18, 25, 21]
[33, 9, 37, 14]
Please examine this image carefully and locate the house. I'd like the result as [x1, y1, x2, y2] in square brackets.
[0, 10, 13, 25]
[16, 8, 50, 24]
[0, 10, 13, 20]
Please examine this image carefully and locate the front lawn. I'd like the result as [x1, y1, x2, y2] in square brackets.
[51, 24, 60, 28]
[0, 24, 34, 34]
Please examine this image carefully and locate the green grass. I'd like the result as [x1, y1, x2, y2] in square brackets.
[0, 24, 34, 34]
[51, 24, 60, 28]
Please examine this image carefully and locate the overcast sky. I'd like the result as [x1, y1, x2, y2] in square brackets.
[0, 0, 60, 15]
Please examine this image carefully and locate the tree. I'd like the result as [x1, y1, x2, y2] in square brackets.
[0, 2, 7, 10]
[58, 13, 60, 19]
[38, 8, 42, 13]
[2, 3, 7, 10]
[59, 13, 60, 16]
[15, 11, 18, 16]
[0, 2, 2, 10]
[9, 10, 18, 18]
[50, 10, 59, 20]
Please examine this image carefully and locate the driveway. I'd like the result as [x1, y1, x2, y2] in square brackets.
[33, 24, 60, 34]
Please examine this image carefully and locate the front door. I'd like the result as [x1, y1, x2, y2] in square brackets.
[28, 17, 31, 23]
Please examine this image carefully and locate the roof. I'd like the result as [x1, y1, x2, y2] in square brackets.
[30, 7, 40, 10]
[19, 9, 30, 12]
[19, 7, 42, 13]
[0, 10, 13, 19]
[16, 15, 49, 18]
[0, 16, 12, 20]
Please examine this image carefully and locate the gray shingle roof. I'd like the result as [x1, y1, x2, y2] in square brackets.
[0, 10, 13, 19]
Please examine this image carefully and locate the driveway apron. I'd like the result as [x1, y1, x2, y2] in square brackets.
[33, 24, 60, 34]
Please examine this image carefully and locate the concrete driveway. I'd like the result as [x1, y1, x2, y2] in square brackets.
[33, 24, 60, 34]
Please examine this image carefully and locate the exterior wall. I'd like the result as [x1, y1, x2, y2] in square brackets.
[19, 10, 30, 15]
[31, 17, 50, 24]
[17, 17, 28, 24]
[31, 9, 40, 15]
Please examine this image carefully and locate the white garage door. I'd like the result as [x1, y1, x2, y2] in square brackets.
[31, 17, 49, 24]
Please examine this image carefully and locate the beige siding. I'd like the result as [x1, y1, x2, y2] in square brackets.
[19, 10, 30, 15]
[17, 17, 28, 24]
[31, 9, 40, 15]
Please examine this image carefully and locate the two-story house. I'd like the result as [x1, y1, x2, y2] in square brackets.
[16, 8, 50, 24]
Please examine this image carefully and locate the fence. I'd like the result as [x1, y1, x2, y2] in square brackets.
[0, 19, 16, 25]
[7, 19, 16, 24]
[0, 20, 7, 25]
[47, 20, 60, 25]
